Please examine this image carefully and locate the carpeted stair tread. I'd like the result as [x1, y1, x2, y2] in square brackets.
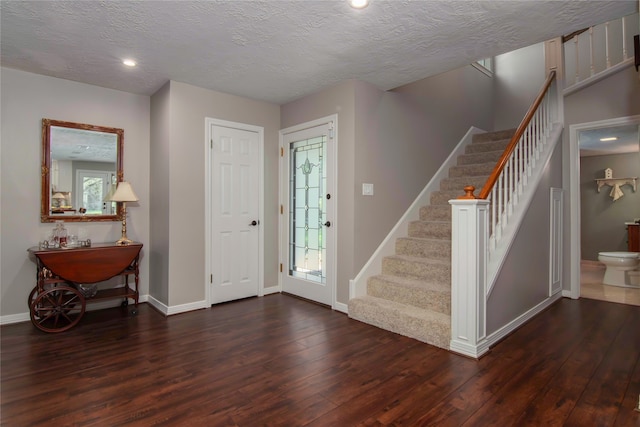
[419, 205, 451, 221]
[472, 128, 516, 143]
[465, 139, 511, 154]
[396, 236, 450, 260]
[457, 150, 505, 165]
[448, 161, 497, 177]
[408, 220, 451, 239]
[430, 190, 467, 206]
[382, 254, 450, 282]
[348, 295, 451, 349]
[439, 175, 489, 192]
[367, 274, 451, 313]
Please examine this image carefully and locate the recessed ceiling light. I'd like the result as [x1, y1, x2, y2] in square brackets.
[599, 137, 618, 142]
[123, 59, 137, 67]
[348, 0, 369, 9]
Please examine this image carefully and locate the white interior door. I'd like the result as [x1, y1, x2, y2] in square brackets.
[210, 122, 261, 304]
[280, 117, 336, 306]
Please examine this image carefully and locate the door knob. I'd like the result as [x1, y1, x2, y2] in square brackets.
[324, 221, 331, 227]
[249, 220, 259, 226]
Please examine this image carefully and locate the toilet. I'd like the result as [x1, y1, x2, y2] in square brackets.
[597, 251, 640, 288]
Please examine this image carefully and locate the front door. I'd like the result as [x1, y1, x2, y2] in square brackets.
[280, 117, 336, 306]
[75, 170, 110, 214]
[209, 121, 262, 304]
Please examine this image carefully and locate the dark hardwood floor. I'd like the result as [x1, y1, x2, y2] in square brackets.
[2, 294, 639, 426]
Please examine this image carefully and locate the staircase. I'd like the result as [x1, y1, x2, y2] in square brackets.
[348, 129, 515, 349]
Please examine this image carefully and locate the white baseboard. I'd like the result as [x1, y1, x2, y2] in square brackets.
[449, 339, 490, 359]
[147, 295, 208, 316]
[0, 312, 30, 325]
[262, 285, 281, 295]
[333, 301, 348, 314]
[562, 289, 574, 299]
[1, 294, 150, 326]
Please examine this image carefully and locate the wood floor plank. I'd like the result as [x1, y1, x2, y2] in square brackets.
[2, 295, 640, 426]
[460, 299, 633, 426]
[408, 297, 604, 425]
[565, 304, 640, 426]
[515, 302, 638, 426]
[614, 350, 640, 426]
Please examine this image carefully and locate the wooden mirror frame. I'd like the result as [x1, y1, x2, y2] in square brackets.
[41, 119, 124, 222]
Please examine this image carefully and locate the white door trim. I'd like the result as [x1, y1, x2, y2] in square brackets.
[568, 114, 640, 299]
[549, 187, 563, 297]
[279, 114, 338, 309]
[205, 117, 265, 306]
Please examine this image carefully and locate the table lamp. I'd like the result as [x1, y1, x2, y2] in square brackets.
[52, 192, 66, 208]
[109, 181, 139, 245]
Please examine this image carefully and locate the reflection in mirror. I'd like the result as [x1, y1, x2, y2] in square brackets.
[41, 119, 124, 222]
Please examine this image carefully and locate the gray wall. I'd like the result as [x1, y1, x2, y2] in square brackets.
[580, 152, 640, 261]
[0, 68, 150, 317]
[391, 64, 494, 135]
[150, 81, 281, 307]
[493, 43, 546, 130]
[149, 82, 171, 305]
[487, 141, 563, 334]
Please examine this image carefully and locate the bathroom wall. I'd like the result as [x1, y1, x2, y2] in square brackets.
[580, 152, 640, 261]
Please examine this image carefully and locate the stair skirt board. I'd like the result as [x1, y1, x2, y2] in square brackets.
[349, 129, 515, 350]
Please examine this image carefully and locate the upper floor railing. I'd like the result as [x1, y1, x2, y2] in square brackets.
[564, 12, 638, 92]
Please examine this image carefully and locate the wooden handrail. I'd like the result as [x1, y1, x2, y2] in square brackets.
[473, 70, 556, 200]
[562, 28, 589, 44]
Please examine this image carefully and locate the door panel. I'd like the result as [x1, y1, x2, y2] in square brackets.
[211, 125, 260, 304]
[281, 120, 335, 306]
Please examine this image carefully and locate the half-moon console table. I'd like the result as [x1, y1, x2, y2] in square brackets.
[27, 242, 142, 333]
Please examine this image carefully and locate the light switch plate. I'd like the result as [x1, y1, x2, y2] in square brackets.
[362, 183, 374, 196]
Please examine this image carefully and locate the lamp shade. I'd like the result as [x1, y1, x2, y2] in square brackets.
[109, 181, 139, 202]
[52, 192, 66, 200]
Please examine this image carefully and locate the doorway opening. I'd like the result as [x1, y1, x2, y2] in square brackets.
[569, 115, 640, 305]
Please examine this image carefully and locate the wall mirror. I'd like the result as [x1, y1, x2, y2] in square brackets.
[41, 119, 124, 222]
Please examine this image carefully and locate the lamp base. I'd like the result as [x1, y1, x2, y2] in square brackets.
[115, 237, 134, 246]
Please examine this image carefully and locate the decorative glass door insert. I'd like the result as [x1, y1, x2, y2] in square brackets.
[289, 135, 327, 284]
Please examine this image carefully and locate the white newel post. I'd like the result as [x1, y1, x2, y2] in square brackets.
[449, 198, 490, 358]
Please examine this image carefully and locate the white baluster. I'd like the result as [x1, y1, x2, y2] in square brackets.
[497, 173, 503, 240]
[507, 157, 513, 217]
[605, 22, 611, 69]
[622, 16, 628, 60]
[574, 35, 580, 84]
[589, 27, 595, 76]
[516, 140, 522, 196]
[491, 191, 497, 251]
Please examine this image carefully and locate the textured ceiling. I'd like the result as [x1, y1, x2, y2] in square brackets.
[1, 1, 637, 105]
